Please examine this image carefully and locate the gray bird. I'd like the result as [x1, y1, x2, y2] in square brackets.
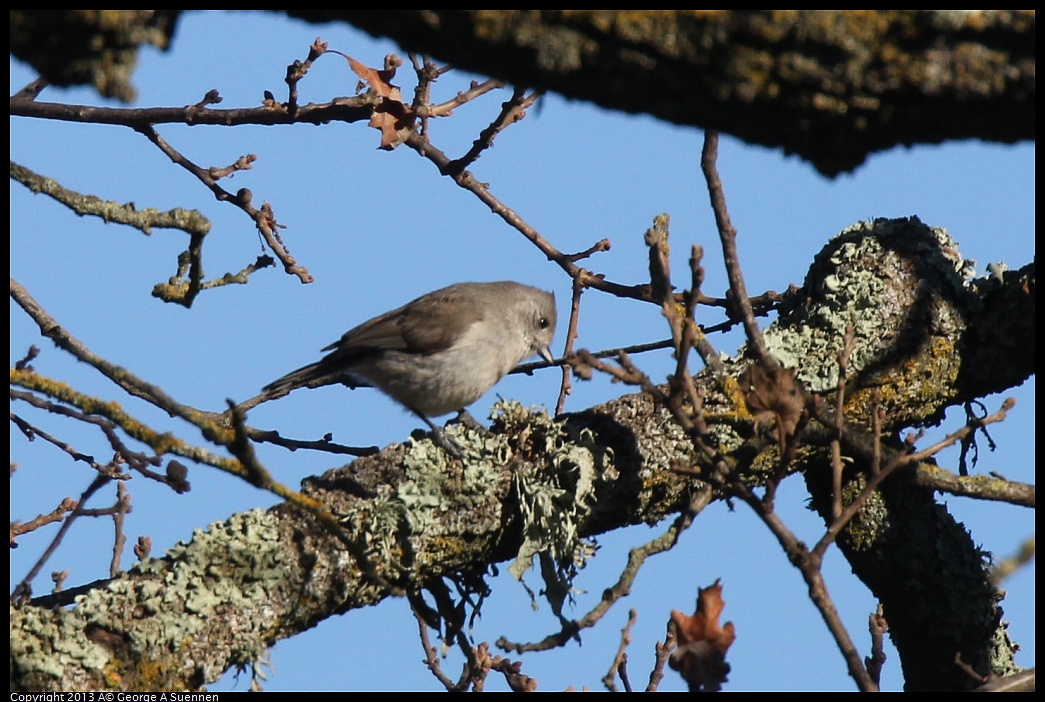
[243, 281, 557, 449]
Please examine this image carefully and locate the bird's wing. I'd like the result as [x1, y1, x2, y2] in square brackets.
[322, 286, 486, 357]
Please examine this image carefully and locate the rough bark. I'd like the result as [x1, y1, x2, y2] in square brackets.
[10, 10, 1035, 175]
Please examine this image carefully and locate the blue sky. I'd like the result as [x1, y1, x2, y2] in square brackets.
[10, 12, 1034, 691]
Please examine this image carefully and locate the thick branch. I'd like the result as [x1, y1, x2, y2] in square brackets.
[10, 218, 1031, 691]
[10, 11, 1034, 175]
[293, 10, 1035, 175]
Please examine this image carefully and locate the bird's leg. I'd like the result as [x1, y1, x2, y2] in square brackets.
[412, 409, 465, 459]
[451, 409, 488, 435]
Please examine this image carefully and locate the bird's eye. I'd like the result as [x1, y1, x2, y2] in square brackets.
[538, 316, 550, 329]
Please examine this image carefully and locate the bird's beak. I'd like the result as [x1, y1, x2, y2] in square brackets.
[538, 345, 554, 364]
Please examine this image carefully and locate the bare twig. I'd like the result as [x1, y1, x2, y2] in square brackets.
[284, 37, 329, 117]
[954, 652, 988, 686]
[865, 605, 888, 686]
[243, 427, 379, 457]
[10, 409, 122, 477]
[12, 277, 233, 436]
[50, 570, 69, 593]
[9, 496, 78, 546]
[958, 400, 997, 476]
[404, 130, 655, 303]
[555, 277, 584, 415]
[972, 668, 1036, 692]
[739, 483, 879, 690]
[427, 79, 505, 119]
[514, 338, 676, 376]
[10, 390, 186, 488]
[10, 92, 380, 129]
[903, 398, 1015, 465]
[990, 536, 1035, 585]
[700, 130, 776, 369]
[12, 474, 110, 601]
[421, 577, 481, 680]
[133, 125, 310, 287]
[831, 325, 858, 518]
[602, 609, 638, 692]
[565, 238, 612, 262]
[14, 345, 39, 370]
[646, 618, 678, 692]
[10, 77, 49, 102]
[108, 481, 132, 577]
[152, 253, 275, 306]
[812, 398, 1018, 563]
[410, 595, 462, 691]
[497, 488, 710, 653]
[407, 52, 436, 141]
[685, 245, 727, 376]
[445, 86, 541, 173]
[486, 646, 537, 692]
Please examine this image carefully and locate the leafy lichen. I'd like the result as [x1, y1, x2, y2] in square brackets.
[763, 218, 975, 424]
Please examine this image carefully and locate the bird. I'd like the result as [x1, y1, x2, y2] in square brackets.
[241, 281, 557, 452]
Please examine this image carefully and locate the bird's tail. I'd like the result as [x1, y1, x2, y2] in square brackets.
[234, 361, 326, 413]
[261, 361, 328, 396]
[235, 360, 374, 414]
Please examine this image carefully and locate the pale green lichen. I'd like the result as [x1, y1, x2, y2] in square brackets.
[763, 217, 975, 393]
[395, 422, 506, 531]
[703, 415, 746, 454]
[344, 400, 613, 617]
[487, 401, 608, 616]
[11, 509, 283, 689]
[11, 602, 112, 679]
[121, 509, 281, 680]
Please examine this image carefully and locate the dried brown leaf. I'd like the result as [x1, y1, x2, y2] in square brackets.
[344, 54, 415, 149]
[669, 579, 736, 691]
[740, 360, 806, 442]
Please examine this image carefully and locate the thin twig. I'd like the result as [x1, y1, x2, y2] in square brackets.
[10, 92, 380, 128]
[10, 76, 49, 102]
[832, 325, 858, 518]
[9, 497, 78, 545]
[10, 390, 183, 488]
[733, 483, 879, 691]
[422, 577, 481, 680]
[427, 78, 506, 119]
[565, 238, 612, 262]
[865, 605, 888, 686]
[410, 595, 461, 691]
[700, 130, 776, 370]
[555, 277, 584, 415]
[686, 245, 727, 376]
[646, 618, 678, 692]
[243, 427, 379, 457]
[134, 124, 310, 285]
[812, 398, 1017, 559]
[12, 277, 234, 436]
[108, 481, 131, 577]
[497, 489, 710, 653]
[284, 37, 329, 118]
[602, 609, 638, 692]
[12, 474, 110, 601]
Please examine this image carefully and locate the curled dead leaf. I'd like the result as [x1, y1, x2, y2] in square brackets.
[344, 53, 416, 149]
[740, 360, 806, 445]
[669, 579, 736, 692]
